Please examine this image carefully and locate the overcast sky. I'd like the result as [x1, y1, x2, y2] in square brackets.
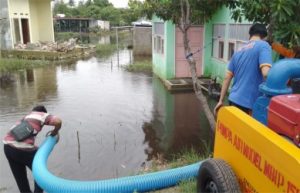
[108, 0, 129, 8]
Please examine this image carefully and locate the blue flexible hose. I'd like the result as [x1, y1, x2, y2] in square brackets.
[33, 136, 203, 193]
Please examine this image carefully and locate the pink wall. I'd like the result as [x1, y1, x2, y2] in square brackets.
[175, 26, 204, 78]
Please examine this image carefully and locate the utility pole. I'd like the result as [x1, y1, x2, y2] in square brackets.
[115, 27, 119, 67]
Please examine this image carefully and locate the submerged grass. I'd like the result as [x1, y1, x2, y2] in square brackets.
[95, 44, 116, 58]
[124, 60, 153, 74]
[0, 58, 51, 72]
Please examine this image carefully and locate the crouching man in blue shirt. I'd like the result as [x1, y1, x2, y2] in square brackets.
[214, 23, 272, 115]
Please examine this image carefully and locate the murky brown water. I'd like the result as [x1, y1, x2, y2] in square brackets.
[0, 49, 213, 192]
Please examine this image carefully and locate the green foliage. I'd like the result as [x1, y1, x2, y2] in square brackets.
[136, 146, 208, 192]
[169, 146, 211, 169]
[126, 0, 145, 24]
[98, 6, 122, 25]
[231, 0, 300, 47]
[143, 0, 299, 47]
[68, 0, 75, 7]
[52, 0, 143, 26]
[178, 179, 197, 193]
[53, 1, 73, 17]
[143, 0, 234, 25]
[93, 0, 112, 7]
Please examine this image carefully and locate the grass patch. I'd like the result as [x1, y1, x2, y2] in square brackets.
[138, 145, 212, 193]
[0, 58, 51, 72]
[169, 147, 211, 168]
[124, 61, 153, 74]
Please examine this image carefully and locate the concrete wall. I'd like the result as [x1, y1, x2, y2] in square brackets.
[29, 0, 54, 42]
[133, 26, 152, 57]
[0, 0, 12, 49]
[89, 20, 110, 30]
[152, 16, 175, 80]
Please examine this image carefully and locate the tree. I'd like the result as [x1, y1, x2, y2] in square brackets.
[128, 0, 144, 21]
[68, 0, 75, 7]
[144, 0, 235, 132]
[84, 5, 102, 18]
[230, 0, 300, 48]
[53, 1, 72, 17]
[99, 6, 121, 26]
[93, 0, 112, 7]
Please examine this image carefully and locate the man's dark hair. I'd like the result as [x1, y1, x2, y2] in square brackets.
[32, 105, 47, 113]
[249, 23, 268, 39]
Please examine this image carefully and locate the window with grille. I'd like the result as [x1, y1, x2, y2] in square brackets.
[212, 24, 225, 59]
[228, 24, 251, 60]
[218, 41, 224, 59]
[228, 42, 235, 60]
[153, 22, 164, 54]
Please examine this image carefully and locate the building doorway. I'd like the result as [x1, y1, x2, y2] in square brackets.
[21, 18, 30, 44]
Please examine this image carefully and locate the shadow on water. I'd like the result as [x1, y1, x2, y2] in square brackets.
[0, 48, 215, 192]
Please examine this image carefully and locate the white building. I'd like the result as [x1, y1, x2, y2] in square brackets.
[89, 20, 110, 30]
[0, 0, 54, 49]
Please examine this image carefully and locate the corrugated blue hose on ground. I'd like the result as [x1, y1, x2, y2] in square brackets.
[33, 136, 203, 193]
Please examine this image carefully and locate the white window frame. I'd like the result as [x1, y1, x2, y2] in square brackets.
[227, 24, 252, 60]
[212, 24, 226, 61]
[153, 22, 164, 55]
[228, 41, 236, 60]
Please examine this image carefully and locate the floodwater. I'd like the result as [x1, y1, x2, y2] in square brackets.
[0, 49, 213, 192]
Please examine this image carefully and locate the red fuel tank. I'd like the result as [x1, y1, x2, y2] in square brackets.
[268, 94, 300, 147]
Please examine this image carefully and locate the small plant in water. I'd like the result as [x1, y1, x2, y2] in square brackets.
[124, 60, 153, 74]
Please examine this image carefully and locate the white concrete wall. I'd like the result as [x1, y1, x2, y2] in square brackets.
[133, 26, 152, 56]
[30, 0, 54, 42]
[90, 20, 110, 30]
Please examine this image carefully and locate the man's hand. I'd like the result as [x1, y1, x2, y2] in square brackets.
[214, 101, 223, 116]
[50, 130, 59, 136]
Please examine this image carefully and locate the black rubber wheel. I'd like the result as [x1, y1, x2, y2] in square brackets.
[197, 158, 241, 193]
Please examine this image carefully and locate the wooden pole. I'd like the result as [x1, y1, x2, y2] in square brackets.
[115, 28, 119, 67]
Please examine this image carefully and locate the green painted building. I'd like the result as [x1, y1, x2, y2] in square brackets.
[152, 16, 175, 80]
[152, 7, 259, 84]
[203, 6, 251, 83]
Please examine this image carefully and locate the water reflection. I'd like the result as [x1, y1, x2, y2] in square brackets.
[0, 50, 211, 192]
[0, 67, 57, 115]
[143, 77, 212, 161]
[78, 34, 111, 45]
[68, 33, 131, 46]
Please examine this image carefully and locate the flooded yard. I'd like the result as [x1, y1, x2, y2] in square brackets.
[0, 49, 212, 192]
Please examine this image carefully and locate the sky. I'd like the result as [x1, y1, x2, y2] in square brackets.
[108, 0, 129, 8]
